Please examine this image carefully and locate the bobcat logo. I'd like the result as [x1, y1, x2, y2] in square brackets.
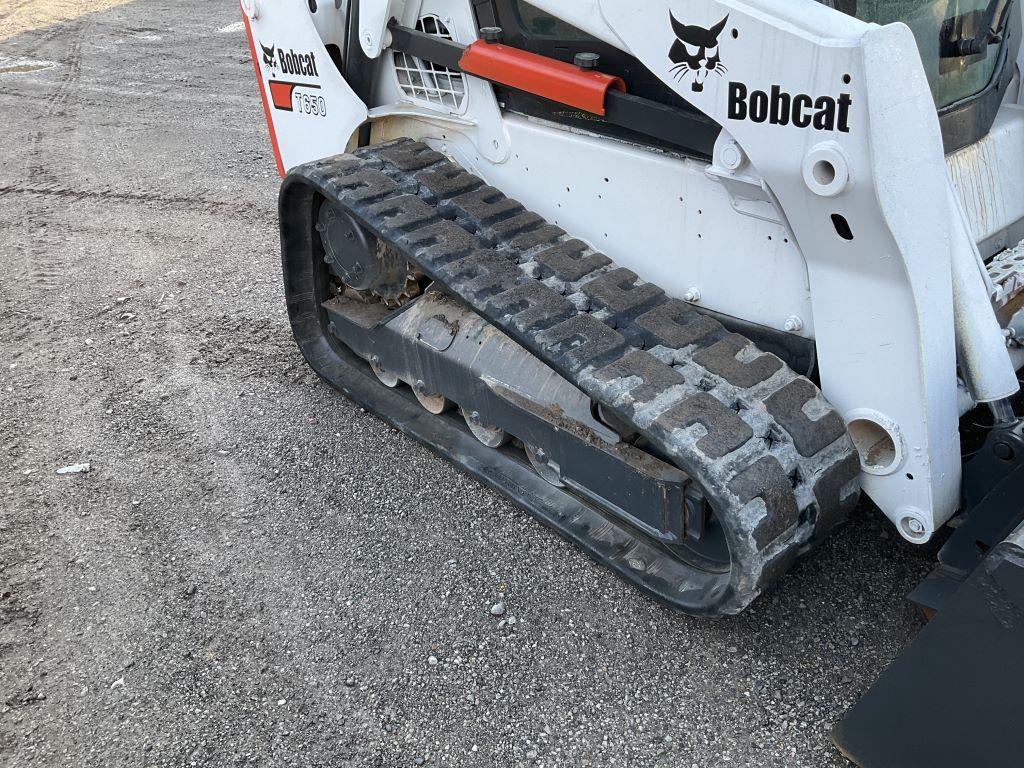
[260, 41, 278, 71]
[668, 13, 729, 93]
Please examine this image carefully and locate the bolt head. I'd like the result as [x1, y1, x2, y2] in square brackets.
[994, 441, 1015, 461]
[783, 316, 804, 333]
[480, 26, 503, 43]
[683, 288, 701, 303]
[720, 141, 746, 171]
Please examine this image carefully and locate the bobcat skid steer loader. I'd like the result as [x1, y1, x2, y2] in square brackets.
[241, 0, 1024, 762]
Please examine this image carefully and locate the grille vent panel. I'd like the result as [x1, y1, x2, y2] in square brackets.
[393, 16, 466, 110]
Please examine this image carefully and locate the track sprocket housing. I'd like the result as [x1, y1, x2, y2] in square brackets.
[317, 203, 421, 307]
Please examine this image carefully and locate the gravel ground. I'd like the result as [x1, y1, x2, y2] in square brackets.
[0, 2, 939, 766]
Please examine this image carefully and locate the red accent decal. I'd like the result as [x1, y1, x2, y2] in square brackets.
[269, 80, 297, 111]
[458, 41, 625, 116]
[241, 10, 285, 178]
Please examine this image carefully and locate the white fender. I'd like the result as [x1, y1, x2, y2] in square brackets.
[242, 0, 367, 174]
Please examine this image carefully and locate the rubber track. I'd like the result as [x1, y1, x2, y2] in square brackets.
[288, 139, 861, 615]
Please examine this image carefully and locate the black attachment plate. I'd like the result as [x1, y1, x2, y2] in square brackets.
[911, 418, 1024, 612]
[833, 526, 1024, 768]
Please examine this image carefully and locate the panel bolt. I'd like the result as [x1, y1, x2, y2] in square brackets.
[784, 316, 804, 333]
[480, 27, 503, 43]
[683, 288, 701, 303]
[574, 52, 601, 70]
[994, 442, 1015, 461]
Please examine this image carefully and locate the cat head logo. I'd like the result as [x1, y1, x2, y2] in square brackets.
[669, 13, 729, 93]
[260, 41, 278, 71]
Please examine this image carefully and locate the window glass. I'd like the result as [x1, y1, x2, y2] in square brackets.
[852, 1, 1005, 107]
[512, 1, 597, 40]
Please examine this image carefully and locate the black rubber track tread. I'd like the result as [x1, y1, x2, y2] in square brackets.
[285, 139, 861, 616]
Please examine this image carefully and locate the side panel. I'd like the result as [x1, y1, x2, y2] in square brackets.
[948, 104, 1024, 252]
[242, 0, 367, 173]
[374, 113, 816, 338]
[368, 0, 512, 164]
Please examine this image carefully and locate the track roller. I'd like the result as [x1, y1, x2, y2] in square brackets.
[526, 444, 566, 488]
[462, 408, 509, 448]
[369, 355, 399, 388]
[413, 381, 452, 414]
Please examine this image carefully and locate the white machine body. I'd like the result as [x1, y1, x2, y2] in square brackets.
[241, 0, 1024, 543]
